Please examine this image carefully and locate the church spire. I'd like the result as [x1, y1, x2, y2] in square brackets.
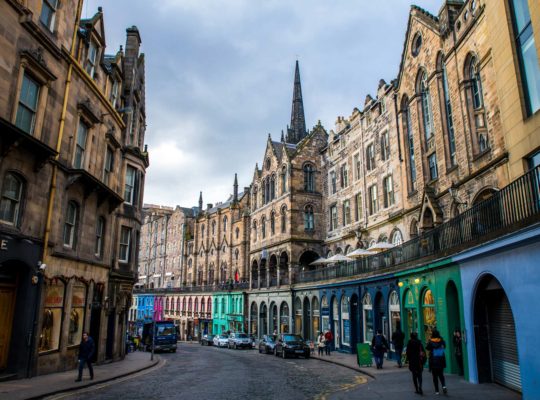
[286, 60, 307, 144]
[198, 191, 203, 212]
[233, 173, 238, 203]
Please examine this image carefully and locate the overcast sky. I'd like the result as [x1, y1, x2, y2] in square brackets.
[83, 0, 441, 208]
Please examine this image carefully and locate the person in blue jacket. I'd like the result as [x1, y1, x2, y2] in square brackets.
[76, 332, 95, 382]
[426, 329, 447, 395]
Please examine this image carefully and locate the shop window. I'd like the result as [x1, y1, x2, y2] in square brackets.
[39, 279, 65, 352]
[341, 296, 350, 346]
[68, 282, 87, 346]
[422, 289, 436, 341]
[0, 172, 24, 226]
[404, 289, 418, 335]
[362, 293, 373, 343]
[388, 291, 401, 352]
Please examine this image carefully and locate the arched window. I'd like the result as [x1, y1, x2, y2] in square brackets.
[410, 219, 419, 238]
[467, 56, 488, 153]
[304, 205, 314, 231]
[401, 96, 417, 191]
[281, 206, 287, 233]
[265, 177, 270, 204]
[391, 229, 403, 246]
[235, 227, 240, 239]
[201, 224, 205, 238]
[253, 221, 257, 241]
[63, 201, 79, 248]
[201, 298, 205, 313]
[261, 217, 266, 239]
[281, 166, 287, 194]
[235, 248, 239, 261]
[341, 296, 350, 346]
[212, 221, 216, 235]
[270, 175, 276, 200]
[422, 289, 436, 341]
[419, 70, 434, 141]
[252, 187, 258, 210]
[270, 211, 275, 235]
[470, 58, 484, 110]
[438, 54, 456, 166]
[303, 164, 315, 192]
[0, 172, 24, 226]
[223, 216, 228, 232]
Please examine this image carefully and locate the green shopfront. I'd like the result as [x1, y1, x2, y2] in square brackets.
[396, 260, 467, 377]
[212, 292, 246, 334]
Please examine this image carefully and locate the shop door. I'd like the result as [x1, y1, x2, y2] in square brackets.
[0, 284, 16, 370]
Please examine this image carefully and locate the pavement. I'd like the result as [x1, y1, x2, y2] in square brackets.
[0, 344, 520, 400]
[311, 350, 521, 399]
[0, 351, 160, 400]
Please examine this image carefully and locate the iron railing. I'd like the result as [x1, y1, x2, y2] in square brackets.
[297, 165, 540, 283]
[134, 281, 249, 295]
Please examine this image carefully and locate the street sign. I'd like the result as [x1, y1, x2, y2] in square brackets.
[357, 343, 372, 367]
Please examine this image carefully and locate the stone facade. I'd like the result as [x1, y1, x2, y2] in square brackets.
[0, 1, 147, 377]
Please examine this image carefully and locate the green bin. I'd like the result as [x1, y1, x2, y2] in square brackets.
[356, 343, 372, 367]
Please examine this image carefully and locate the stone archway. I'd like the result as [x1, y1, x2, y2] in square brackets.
[299, 250, 319, 272]
[269, 255, 278, 287]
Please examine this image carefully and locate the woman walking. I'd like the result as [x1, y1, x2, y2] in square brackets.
[406, 332, 425, 395]
[317, 332, 326, 356]
[426, 329, 447, 395]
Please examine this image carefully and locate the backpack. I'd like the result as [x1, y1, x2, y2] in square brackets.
[432, 347, 445, 357]
[374, 335, 385, 350]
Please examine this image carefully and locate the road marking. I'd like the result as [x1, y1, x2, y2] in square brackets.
[43, 359, 167, 400]
[314, 375, 368, 400]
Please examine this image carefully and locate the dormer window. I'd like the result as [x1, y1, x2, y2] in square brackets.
[110, 79, 119, 108]
[85, 41, 98, 78]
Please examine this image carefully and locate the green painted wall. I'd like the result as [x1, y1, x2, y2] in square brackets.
[212, 292, 245, 334]
[396, 262, 468, 377]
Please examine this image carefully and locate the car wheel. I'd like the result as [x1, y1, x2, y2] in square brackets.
[282, 349, 287, 359]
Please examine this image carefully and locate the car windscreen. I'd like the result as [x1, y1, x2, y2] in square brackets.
[219, 335, 228, 339]
[156, 325, 175, 335]
[283, 335, 303, 342]
[236, 334, 248, 338]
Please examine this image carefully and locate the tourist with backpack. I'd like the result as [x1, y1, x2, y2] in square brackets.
[406, 332, 426, 395]
[426, 329, 447, 395]
[371, 329, 389, 369]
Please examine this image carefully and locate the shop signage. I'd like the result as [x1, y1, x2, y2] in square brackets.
[357, 343, 372, 367]
[44, 288, 64, 307]
[0, 239, 8, 250]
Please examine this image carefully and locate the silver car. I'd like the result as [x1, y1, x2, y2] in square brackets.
[213, 334, 229, 348]
[228, 332, 252, 349]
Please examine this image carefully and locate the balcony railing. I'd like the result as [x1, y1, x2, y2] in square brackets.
[134, 281, 250, 295]
[297, 165, 540, 283]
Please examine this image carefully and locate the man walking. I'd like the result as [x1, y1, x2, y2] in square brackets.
[324, 330, 333, 355]
[371, 329, 389, 369]
[392, 324, 405, 367]
[76, 332, 95, 382]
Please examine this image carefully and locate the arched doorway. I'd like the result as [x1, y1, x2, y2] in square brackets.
[251, 260, 258, 289]
[341, 296, 350, 348]
[350, 294, 359, 352]
[269, 255, 278, 287]
[362, 293, 373, 343]
[299, 250, 319, 272]
[279, 302, 290, 333]
[279, 252, 289, 285]
[303, 297, 311, 340]
[270, 302, 278, 335]
[260, 302, 268, 336]
[321, 295, 329, 332]
[474, 275, 521, 392]
[388, 291, 401, 353]
[294, 297, 302, 334]
[446, 281, 462, 374]
[374, 291, 385, 334]
[250, 302, 258, 337]
[260, 259, 267, 288]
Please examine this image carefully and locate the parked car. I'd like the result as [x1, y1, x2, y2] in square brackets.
[200, 334, 215, 346]
[228, 332, 252, 349]
[213, 334, 229, 348]
[274, 334, 310, 359]
[258, 335, 277, 354]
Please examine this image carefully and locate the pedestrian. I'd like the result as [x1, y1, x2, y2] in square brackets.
[406, 332, 425, 395]
[453, 328, 464, 376]
[392, 324, 405, 368]
[371, 329, 389, 369]
[426, 329, 447, 395]
[324, 330, 333, 355]
[317, 332, 326, 356]
[76, 332, 95, 382]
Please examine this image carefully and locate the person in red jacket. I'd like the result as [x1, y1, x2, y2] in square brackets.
[324, 330, 333, 355]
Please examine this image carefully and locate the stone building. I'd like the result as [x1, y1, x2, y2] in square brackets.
[322, 79, 407, 257]
[396, 1, 508, 239]
[0, 1, 147, 378]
